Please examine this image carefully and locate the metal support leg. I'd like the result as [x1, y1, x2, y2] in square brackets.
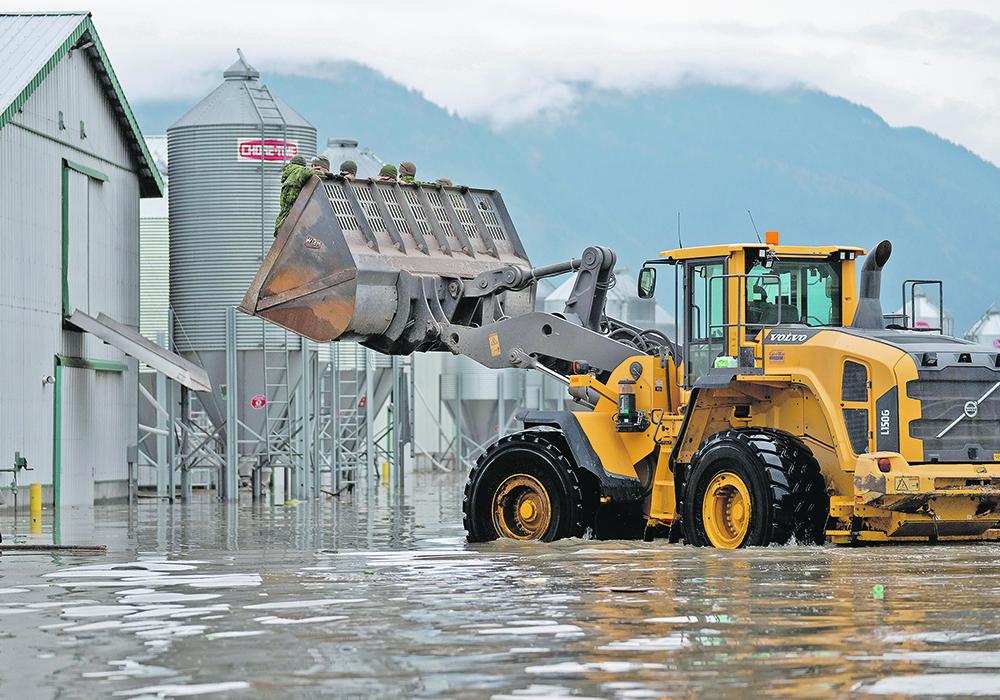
[390, 356, 400, 489]
[166, 311, 176, 503]
[225, 307, 239, 503]
[180, 386, 192, 502]
[155, 368, 168, 499]
[407, 357, 415, 482]
[333, 346, 341, 494]
[312, 351, 322, 497]
[455, 372, 463, 471]
[365, 349, 375, 499]
[165, 377, 176, 503]
[392, 357, 402, 496]
[301, 341, 313, 500]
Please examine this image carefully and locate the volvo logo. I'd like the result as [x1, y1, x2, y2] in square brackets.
[767, 332, 811, 344]
[964, 401, 979, 419]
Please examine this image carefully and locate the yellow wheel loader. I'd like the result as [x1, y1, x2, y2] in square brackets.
[242, 174, 1000, 547]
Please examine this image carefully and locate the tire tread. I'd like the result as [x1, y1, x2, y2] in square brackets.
[685, 428, 827, 546]
[462, 430, 586, 542]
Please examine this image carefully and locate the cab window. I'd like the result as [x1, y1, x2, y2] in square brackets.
[686, 259, 725, 384]
[745, 257, 841, 327]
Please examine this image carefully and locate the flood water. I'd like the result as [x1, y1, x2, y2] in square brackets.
[3, 472, 1000, 698]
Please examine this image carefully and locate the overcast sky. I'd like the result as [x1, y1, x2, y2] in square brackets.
[28, 1, 1000, 165]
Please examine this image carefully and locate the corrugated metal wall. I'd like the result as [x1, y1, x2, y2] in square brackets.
[0, 46, 141, 498]
[140, 216, 169, 342]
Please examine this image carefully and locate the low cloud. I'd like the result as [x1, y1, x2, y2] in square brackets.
[29, 1, 1000, 164]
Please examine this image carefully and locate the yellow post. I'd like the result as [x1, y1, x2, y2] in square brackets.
[381, 462, 389, 483]
[30, 483, 42, 534]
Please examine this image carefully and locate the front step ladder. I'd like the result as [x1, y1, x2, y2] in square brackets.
[263, 327, 299, 479]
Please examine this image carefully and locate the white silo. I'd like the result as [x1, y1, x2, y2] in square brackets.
[966, 305, 1000, 349]
[321, 138, 385, 178]
[440, 358, 525, 455]
[543, 269, 675, 338]
[894, 290, 954, 335]
[166, 51, 317, 449]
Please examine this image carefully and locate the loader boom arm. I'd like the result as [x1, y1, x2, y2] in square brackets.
[240, 174, 660, 378]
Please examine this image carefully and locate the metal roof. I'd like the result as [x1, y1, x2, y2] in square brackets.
[140, 135, 168, 219]
[0, 12, 163, 197]
[321, 138, 385, 179]
[660, 243, 865, 261]
[966, 305, 1000, 340]
[169, 51, 312, 130]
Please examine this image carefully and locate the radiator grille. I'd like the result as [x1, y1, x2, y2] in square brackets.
[843, 408, 869, 454]
[909, 364, 1000, 461]
[842, 361, 868, 402]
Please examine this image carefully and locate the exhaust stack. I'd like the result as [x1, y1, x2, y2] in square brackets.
[851, 239, 892, 330]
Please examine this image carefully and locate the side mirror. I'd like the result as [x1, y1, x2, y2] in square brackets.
[637, 266, 656, 299]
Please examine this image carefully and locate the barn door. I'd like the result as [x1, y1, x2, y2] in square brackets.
[57, 365, 96, 506]
[53, 358, 128, 508]
[61, 160, 107, 316]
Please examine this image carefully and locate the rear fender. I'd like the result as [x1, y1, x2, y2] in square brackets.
[518, 410, 645, 502]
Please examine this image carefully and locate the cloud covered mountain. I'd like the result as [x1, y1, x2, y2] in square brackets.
[135, 62, 1000, 333]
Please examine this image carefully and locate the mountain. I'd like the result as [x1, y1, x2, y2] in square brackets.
[133, 63, 1000, 333]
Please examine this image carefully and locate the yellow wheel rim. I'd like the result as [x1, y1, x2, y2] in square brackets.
[701, 471, 752, 548]
[492, 474, 552, 540]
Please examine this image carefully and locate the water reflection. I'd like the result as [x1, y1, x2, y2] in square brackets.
[1, 473, 1000, 697]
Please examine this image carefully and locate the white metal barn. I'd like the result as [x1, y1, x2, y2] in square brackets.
[0, 12, 203, 508]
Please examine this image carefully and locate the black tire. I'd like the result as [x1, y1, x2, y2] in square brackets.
[681, 428, 828, 547]
[463, 431, 586, 543]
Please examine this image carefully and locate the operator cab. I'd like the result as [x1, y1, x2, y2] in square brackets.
[638, 235, 863, 386]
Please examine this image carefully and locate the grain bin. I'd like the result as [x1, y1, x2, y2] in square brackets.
[321, 138, 385, 179]
[167, 51, 317, 438]
[439, 358, 525, 450]
[966, 305, 1000, 349]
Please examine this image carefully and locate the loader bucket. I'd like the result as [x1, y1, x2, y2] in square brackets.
[240, 175, 534, 354]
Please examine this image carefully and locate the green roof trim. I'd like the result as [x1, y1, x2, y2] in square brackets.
[65, 158, 109, 182]
[0, 14, 163, 198]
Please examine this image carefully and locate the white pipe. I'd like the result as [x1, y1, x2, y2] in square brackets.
[414, 442, 452, 472]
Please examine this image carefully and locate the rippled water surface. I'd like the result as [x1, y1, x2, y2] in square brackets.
[4, 473, 1000, 698]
